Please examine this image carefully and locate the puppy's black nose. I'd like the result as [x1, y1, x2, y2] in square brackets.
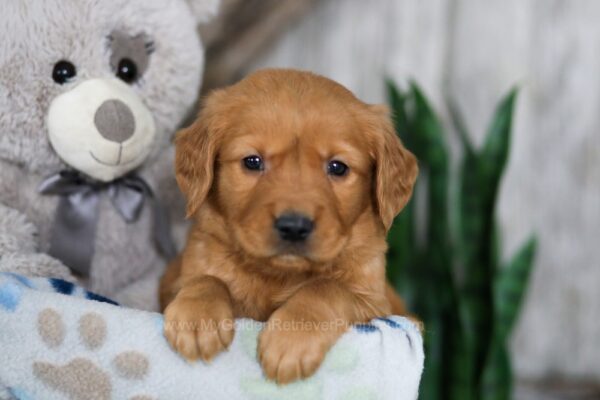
[274, 213, 314, 242]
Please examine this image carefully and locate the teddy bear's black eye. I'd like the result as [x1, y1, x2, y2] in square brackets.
[52, 60, 77, 84]
[327, 160, 349, 177]
[116, 58, 138, 83]
[243, 155, 264, 171]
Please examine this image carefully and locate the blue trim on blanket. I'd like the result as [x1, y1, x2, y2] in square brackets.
[49, 278, 75, 295]
[354, 323, 379, 333]
[0, 282, 22, 312]
[85, 291, 119, 306]
[376, 317, 419, 333]
[9, 387, 33, 400]
[376, 317, 403, 329]
[3, 272, 34, 289]
[1, 273, 120, 307]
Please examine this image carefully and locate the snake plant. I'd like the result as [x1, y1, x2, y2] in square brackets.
[385, 80, 536, 400]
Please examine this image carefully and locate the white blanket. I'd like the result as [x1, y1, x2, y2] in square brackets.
[0, 272, 423, 400]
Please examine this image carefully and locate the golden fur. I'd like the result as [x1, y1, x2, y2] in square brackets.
[160, 69, 418, 383]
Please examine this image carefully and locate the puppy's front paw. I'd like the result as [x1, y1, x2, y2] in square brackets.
[163, 298, 234, 362]
[258, 318, 336, 384]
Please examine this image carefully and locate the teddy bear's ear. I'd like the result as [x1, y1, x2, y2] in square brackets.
[186, 0, 221, 24]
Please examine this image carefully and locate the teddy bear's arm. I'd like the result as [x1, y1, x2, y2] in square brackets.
[0, 202, 75, 281]
[111, 267, 163, 311]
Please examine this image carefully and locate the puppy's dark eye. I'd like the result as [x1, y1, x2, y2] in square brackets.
[327, 160, 349, 177]
[52, 60, 77, 84]
[243, 155, 264, 171]
[116, 58, 138, 83]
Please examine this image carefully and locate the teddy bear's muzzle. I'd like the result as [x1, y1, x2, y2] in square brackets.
[46, 79, 156, 182]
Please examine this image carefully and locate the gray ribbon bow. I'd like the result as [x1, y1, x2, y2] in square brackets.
[39, 170, 176, 277]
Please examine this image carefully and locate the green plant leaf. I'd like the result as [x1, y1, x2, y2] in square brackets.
[447, 310, 476, 400]
[480, 88, 518, 190]
[409, 83, 467, 400]
[409, 82, 450, 267]
[384, 80, 529, 400]
[457, 151, 496, 377]
[457, 88, 519, 379]
[495, 237, 537, 340]
[386, 198, 416, 299]
[419, 313, 445, 400]
[480, 335, 511, 400]
[491, 221, 503, 272]
[384, 80, 416, 299]
[408, 82, 449, 174]
[386, 78, 411, 143]
[447, 96, 475, 156]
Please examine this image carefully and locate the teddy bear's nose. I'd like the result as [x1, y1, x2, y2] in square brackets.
[94, 99, 136, 143]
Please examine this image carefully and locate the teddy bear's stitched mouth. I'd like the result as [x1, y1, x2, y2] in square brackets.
[89, 149, 139, 167]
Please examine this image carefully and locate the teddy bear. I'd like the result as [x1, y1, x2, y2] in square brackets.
[0, 0, 220, 310]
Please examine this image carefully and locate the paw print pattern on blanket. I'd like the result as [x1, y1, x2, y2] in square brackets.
[32, 308, 154, 400]
[238, 327, 374, 400]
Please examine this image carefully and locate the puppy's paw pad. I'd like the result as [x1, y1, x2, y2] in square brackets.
[258, 330, 327, 384]
[164, 301, 234, 362]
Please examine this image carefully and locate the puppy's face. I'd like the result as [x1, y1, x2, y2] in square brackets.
[176, 70, 417, 273]
[216, 104, 373, 271]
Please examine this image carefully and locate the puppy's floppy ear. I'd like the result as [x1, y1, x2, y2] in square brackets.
[371, 105, 418, 231]
[175, 101, 221, 218]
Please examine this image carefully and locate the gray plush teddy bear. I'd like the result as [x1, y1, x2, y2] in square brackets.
[0, 0, 219, 310]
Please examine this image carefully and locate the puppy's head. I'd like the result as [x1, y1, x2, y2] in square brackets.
[176, 70, 417, 273]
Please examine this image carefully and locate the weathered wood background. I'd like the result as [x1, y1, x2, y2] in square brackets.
[203, 0, 600, 394]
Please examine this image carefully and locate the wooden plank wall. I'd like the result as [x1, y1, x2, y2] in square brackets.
[244, 0, 600, 385]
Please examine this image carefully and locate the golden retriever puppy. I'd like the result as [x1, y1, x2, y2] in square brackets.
[160, 69, 418, 384]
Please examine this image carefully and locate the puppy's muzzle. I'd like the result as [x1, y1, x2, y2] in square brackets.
[274, 212, 314, 242]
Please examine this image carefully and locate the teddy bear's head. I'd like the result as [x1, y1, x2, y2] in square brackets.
[0, 0, 219, 182]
